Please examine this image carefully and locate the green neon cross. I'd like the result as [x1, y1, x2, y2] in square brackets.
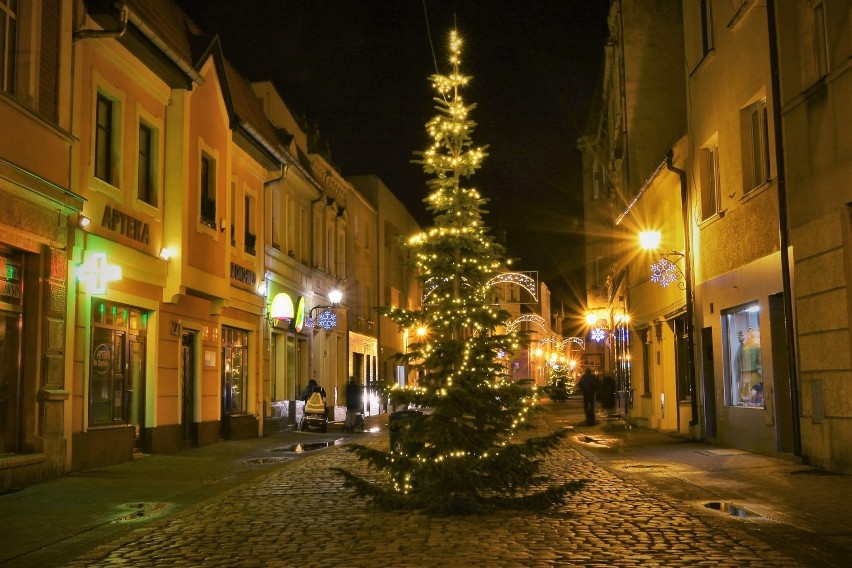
[78, 252, 121, 295]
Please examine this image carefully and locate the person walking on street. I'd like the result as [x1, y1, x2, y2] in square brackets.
[599, 374, 616, 419]
[578, 368, 600, 425]
[344, 376, 363, 433]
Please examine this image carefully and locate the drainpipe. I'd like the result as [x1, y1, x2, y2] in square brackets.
[666, 150, 698, 428]
[766, 0, 802, 456]
[73, 6, 128, 42]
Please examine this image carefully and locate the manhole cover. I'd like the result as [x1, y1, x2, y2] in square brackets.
[703, 501, 763, 519]
[246, 456, 292, 464]
[114, 502, 168, 523]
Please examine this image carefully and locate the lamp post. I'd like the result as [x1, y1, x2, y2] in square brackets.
[308, 289, 343, 331]
[640, 229, 697, 427]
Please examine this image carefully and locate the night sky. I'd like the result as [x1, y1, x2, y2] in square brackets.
[175, 0, 610, 311]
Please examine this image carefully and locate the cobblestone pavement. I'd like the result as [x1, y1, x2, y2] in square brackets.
[63, 408, 803, 568]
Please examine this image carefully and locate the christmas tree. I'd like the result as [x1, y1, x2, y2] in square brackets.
[336, 29, 582, 515]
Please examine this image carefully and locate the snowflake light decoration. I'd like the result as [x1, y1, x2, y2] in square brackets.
[650, 258, 681, 288]
[315, 309, 337, 330]
[591, 328, 607, 342]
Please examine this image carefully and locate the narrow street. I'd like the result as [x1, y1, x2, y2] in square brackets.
[3, 398, 850, 567]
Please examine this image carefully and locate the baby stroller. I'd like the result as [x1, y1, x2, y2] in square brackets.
[300, 391, 328, 433]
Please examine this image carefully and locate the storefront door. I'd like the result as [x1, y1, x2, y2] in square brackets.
[89, 300, 147, 429]
[129, 337, 146, 449]
[0, 251, 24, 454]
[181, 331, 196, 445]
[0, 310, 22, 454]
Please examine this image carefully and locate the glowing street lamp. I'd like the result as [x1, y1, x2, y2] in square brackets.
[639, 230, 662, 250]
[308, 289, 344, 331]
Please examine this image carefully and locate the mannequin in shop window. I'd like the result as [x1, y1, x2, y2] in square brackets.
[736, 327, 762, 405]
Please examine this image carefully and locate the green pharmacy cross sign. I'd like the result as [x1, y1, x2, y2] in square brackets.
[77, 252, 122, 295]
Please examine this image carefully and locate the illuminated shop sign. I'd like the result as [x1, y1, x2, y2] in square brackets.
[0, 255, 23, 305]
[102, 205, 150, 245]
[294, 297, 305, 332]
[269, 292, 294, 324]
[230, 262, 257, 287]
[77, 252, 122, 295]
[93, 342, 113, 374]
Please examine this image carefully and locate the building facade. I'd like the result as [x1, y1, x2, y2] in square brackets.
[578, 0, 690, 431]
[683, 0, 795, 456]
[348, 174, 421, 408]
[0, 0, 81, 490]
[343, 179, 379, 414]
[580, 0, 852, 473]
[775, 0, 852, 473]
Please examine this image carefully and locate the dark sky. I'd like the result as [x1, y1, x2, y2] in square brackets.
[176, 1, 610, 310]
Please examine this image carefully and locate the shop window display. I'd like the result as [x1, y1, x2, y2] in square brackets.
[222, 326, 248, 415]
[89, 299, 146, 426]
[724, 303, 763, 407]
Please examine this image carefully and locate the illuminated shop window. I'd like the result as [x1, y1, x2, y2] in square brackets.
[89, 299, 147, 426]
[723, 303, 763, 408]
[222, 326, 248, 415]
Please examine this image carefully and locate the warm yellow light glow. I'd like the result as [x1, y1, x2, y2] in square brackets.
[416, 326, 428, 337]
[585, 313, 599, 326]
[639, 230, 662, 250]
[77, 252, 121, 295]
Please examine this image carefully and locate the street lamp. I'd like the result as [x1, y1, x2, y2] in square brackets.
[639, 228, 697, 426]
[308, 289, 343, 331]
[640, 230, 686, 289]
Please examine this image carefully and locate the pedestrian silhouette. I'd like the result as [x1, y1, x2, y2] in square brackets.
[578, 369, 600, 425]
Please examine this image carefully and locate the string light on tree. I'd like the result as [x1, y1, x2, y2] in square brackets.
[335, 28, 582, 515]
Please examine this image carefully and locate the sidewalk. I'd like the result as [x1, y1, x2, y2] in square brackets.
[1, 401, 850, 567]
[550, 402, 852, 567]
[0, 418, 370, 568]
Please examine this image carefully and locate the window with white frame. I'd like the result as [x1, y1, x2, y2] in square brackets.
[723, 303, 763, 408]
[700, 0, 714, 55]
[287, 197, 296, 256]
[137, 122, 158, 207]
[95, 93, 117, 185]
[699, 143, 720, 221]
[199, 153, 217, 230]
[326, 227, 333, 271]
[271, 185, 281, 250]
[230, 179, 237, 246]
[337, 233, 344, 276]
[0, 0, 18, 95]
[812, 0, 828, 77]
[299, 207, 308, 261]
[244, 193, 256, 255]
[742, 99, 770, 192]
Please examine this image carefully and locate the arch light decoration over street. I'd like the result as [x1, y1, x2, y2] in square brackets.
[506, 313, 546, 332]
[484, 272, 538, 301]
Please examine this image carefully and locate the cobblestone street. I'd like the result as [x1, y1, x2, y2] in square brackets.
[60, 405, 806, 567]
